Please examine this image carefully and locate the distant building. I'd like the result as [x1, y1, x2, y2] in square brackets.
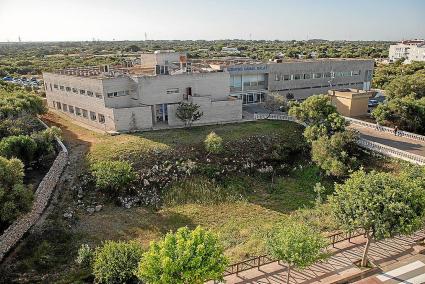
[389, 39, 425, 63]
[221, 47, 240, 54]
[328, 89, 373, 117]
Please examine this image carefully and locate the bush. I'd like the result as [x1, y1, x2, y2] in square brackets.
[92, 240, 143, 284]
[91, 160, 137, 194]
[31, 126, 61, 160]
[136, 226, 228, 284]
[0, 90, 46, 119]
[76, 244, 94, 269]
[0, 156, 25, 188]
[0, 135, 37, 164]
[204, 132, 223, 154]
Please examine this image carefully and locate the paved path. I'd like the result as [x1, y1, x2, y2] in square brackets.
[220, 230, 425, 284]
[349, 124, 425, 157]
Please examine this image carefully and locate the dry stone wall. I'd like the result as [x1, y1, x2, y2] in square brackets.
[0, 135, 68, 262]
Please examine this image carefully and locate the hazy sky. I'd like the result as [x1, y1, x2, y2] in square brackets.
[0, 0, 424, 42]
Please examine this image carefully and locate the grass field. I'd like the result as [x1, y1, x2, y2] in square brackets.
[2, 111, 403, 282]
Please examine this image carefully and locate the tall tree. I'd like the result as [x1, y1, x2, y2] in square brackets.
[330, 170, 425, 267]
[267, 222, 328, 284]
[136, 226, 228, 284]
[264, 92, 286, 117]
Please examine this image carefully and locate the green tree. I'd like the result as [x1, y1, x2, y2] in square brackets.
[330, 170, 425, 267]
[204, 132, 223, 154]
[92, 240, 143, 284]
[91, 160, 137, 194]
[0, 135, 37, 164]
[289, 95, 345, 142]
[264, 92, 286, 116]
[311, 130, 359, 177]
[267, 222, 328, 284]
[0, 90, 46, 119]
[136, 226, 228, 284]
[175, 102, 203, 128]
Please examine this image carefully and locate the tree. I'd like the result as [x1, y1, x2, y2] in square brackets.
[175, 102, 203, 128]
[91, 160, 137, 194]
[92, 240, 143, 284]
[0, 135, 37, 165]
[204, 132, 223, 154]
[0, 90, 46, 119]
[0, 156, 33, 229]
[311, 130, 359, 177]
[288, 95, 346, 142]
[267, 222, 328, 284]
[330, 170, 425, 267]
[264, 93, 286, 116]
[136, 226, 228, 284]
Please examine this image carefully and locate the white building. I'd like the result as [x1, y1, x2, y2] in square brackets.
[43, 51, 242, 132]
[221, 47, 240, 54]
[389, 40, 425, 63]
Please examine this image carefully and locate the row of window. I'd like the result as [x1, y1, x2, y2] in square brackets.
[276, 82, 363, 92]
[52, 101, 105, 124]
[107, 90, 130, 98]
[274, 70, 361, 81]
[47, 83, 103, 99]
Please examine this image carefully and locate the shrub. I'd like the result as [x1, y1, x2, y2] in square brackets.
[91, 160, 137, 194]
[204, 131, 223, 154]
[0, 135, 37, 164]
[31, 126, 62, 160]
[0, 183, 33, 228]
[76, 244, 94, 269]
[0, 156, 25, 188]
[92, 240, 143, 284]
[137, 226, 228, 284]
[0, 90, 46, 119]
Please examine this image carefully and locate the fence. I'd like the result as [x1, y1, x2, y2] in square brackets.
[345, 116, 425, 143]
[254, 113, 425, 166]
[224, 228, 365, 276]
[0, 121, 68, 263]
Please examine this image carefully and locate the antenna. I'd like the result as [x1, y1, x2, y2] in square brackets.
[18, 36, 21, 43]
[144, 32, 147, 41]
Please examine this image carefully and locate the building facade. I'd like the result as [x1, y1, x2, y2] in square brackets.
[43, 51, 242, 132]
[389, 40, 425, 63]
[211, 58, 374, 103]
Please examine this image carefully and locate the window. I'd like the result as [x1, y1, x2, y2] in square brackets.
[342, 71, 351, 77]
[283, 75, 291, 81]
[293, 74, 302, 80]
[274, 74, 280, 81]
[56, 102, 62, 110]
[62, 104, 68, 112]
[54, 84, 58, 89]
[82, 109, 88, 119]
[80, 89, 86, 95]
[69, 105, 74, 114]
[75, 107, 81, 116]
[352, 70, 361, 76]
[72, 88, 78, 93]
[166, 88, 180, 94]
[95, 92, 103, 99]
[87, 91, 94, 97]
[90, 111, 97, 121]
[313, 73, 323, 79]
[107, 91, 129, 97]
[60, 85, 64, 91]
[98, 114, 105, 123]
[303, 73, 312, 80]
[66, 87, 71, 92]
[324, 72, 332, 78]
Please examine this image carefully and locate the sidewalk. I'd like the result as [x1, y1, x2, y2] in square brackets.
[220, 230, 425, 284]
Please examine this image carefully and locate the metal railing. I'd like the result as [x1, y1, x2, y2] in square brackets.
[358, 138, 425, 165]
[224, 229, 365, 276]
[345, 116, 425, 143]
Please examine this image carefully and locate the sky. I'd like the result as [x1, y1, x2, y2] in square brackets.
[0, 0, 424, 42]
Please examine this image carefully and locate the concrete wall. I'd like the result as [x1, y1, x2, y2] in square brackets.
[136, 72, 230, 105]
[112, 106, 153, 131]
[102, 76, 139, 108]
[167, 97, 242, 127]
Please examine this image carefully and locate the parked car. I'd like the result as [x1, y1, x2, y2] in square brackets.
[368, 99, 379, 107]
[2, 76, 13, 81]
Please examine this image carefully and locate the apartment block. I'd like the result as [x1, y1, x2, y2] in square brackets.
[389, 40, 425, 63]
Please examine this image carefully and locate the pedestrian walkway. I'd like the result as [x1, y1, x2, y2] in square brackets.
[349, 124, 425, 157]
[221, 230, 425, 284]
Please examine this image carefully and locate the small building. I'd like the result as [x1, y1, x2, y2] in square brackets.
[389, 39, 425, 63]
[328, 89, 373, 117]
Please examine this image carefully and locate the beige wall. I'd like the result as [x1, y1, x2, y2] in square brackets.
[112, 106, 153, 131]
[329, 91, 371, 117]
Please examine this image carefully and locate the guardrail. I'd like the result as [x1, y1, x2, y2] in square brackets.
[358, 138, 425, 165]
[345, 117, 425, 143]
[223, 228, 365, 277]
[254, 113, 425, 165]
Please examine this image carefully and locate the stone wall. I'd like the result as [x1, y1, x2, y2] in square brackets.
[0, 131, 68, 263]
